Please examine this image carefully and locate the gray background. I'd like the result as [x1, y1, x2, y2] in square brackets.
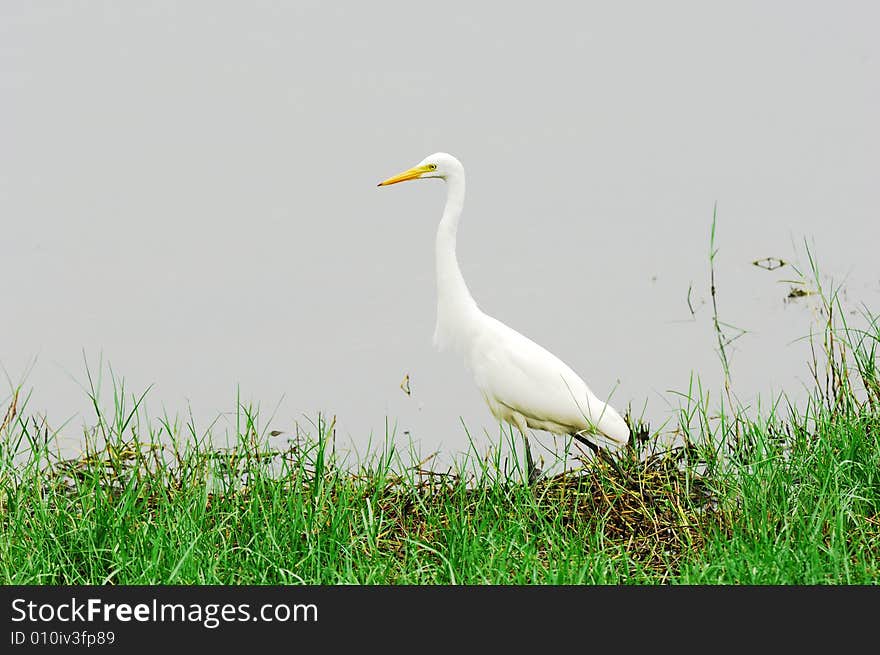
[2, 2, 878, 463]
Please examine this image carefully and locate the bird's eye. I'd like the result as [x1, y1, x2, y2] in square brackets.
[429, 164, 437, 170]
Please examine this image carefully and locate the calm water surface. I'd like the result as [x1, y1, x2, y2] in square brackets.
[2, 4, 878, 463]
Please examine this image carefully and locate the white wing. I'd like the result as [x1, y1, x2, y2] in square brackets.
[466, 313, 629, 444]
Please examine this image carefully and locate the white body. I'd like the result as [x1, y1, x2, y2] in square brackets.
[386, 152, 630, 447]
[454, 311, 630, 445]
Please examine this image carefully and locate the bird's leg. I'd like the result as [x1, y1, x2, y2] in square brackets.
[571, 432, 626, 479]
[522, 434, 543, 485]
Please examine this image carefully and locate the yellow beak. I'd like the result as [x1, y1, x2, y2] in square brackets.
[377, 164, 432, 187]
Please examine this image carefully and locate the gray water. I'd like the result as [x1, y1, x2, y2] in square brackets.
[2, 3, 878, 464]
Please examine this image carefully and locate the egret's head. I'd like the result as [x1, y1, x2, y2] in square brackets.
[377, 152, 460, 187]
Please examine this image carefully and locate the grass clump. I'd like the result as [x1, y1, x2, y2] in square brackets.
[0, 405, 722, 584]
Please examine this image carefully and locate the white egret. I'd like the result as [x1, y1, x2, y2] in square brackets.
[378, 153, 629, 482]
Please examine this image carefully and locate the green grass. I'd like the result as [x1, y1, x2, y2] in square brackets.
[1, 258, 878, 584]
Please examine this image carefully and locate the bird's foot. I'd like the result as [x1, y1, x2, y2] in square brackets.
[523, 437, 544, 486]
[528, 464, 545, 486]
[572, 432, 627, 479]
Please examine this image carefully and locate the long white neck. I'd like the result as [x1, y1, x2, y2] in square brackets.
[433, 167, 480, 351]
